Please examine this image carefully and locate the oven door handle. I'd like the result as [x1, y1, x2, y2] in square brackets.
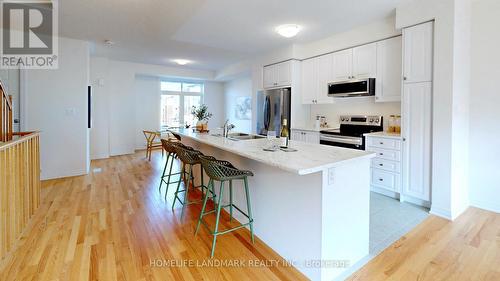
[320, 135, 363, 145]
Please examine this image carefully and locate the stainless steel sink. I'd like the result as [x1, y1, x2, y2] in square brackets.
[227, 133, 265, 141]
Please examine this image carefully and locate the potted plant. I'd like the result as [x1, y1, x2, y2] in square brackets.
[191, 104, 212, 132]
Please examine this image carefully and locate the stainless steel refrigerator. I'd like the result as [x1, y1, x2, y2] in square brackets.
[256, 87, 291, 136]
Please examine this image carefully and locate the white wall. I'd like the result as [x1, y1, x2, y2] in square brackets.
[89, 57, 110, 159]
[0, 69, 20, 132]
[23, 37, 90, 180]
[203, 81, 225, 130]
[469, 0, 500, 213]
[223, 76, 253, 133]
[309, 99, 401, 129]
[135, 75, 161, 150]
[90, 57, 225, 157]
[396, 0, 471, 219]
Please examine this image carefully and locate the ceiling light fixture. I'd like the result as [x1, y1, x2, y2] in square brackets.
[173, 59, 190, 65]
[104, 39, 114, 46]
[276, 24, 302, 38]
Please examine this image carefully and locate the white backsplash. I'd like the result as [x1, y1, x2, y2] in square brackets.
[309, 97, 401, 130]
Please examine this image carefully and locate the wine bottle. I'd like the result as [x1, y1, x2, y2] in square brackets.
[280, 119, 289, 148]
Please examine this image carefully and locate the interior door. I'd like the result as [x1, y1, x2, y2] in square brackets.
[402, 82, 432, 201]
[332, 49, 353, 81]
[403, 22, 433, 83]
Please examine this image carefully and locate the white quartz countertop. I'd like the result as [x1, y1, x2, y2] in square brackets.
[364, 131, 402, 139]
[171, 129, 375, 175]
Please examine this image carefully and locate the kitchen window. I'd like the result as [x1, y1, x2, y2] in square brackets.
[160, 81, 204, 128]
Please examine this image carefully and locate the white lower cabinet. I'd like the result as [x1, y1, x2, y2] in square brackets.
[291, 129, 320, 144]
[366, 135, 402, 196]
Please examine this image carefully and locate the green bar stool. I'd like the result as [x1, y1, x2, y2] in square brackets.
[172, 145, 214, 219]
[158, 139, 191, 200]
[195, 155, 255, 258]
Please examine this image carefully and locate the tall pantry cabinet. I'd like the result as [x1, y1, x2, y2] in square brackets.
[401, 21, 434, 205]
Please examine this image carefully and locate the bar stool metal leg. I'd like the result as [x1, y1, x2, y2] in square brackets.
[181, 164, 193, 219]
[229, 180, 233, 222]
[164, 154, 176, 200]
[244, 177, 255, 243]
[172, 163, 185, 210]
[211, 180, 225, 257]
[158, 152, 171, 193]
[195, 178, 213, 235]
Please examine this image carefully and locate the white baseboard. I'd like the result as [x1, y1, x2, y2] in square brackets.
[41, 168, 88, 181]
[470, 199, 500, 214]
[91, 153, 110, 160]
[429, 206, 452, 220]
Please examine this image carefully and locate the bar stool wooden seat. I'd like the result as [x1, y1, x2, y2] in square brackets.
[172, 145, 214, 219]
[195, 155, 255, 257]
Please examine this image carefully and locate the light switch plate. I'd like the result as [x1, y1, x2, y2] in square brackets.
[328, 168, 335, 185]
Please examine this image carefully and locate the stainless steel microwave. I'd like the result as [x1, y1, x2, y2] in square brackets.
[327, 78, 376, 98]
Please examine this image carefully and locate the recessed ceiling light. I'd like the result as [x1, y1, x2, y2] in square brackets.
[104, 39, 114, 46]
[276, 24, 302, 38]
[173, 59, 190, 65]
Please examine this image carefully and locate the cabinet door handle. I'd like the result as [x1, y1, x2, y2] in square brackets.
[379, 153, 384, 156]
[379, 142, 384, 145]
[403, 77, 407, 81]
[379, 163, 383, 167]
[378, 178, 384, 182]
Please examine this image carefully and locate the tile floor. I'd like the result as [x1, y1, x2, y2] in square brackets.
[340, 192, 429, 280]
[369, 192, 429, 255]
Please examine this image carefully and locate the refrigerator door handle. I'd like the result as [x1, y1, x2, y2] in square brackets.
[280, 89, 284, 124]
[264, 95, 271, 130]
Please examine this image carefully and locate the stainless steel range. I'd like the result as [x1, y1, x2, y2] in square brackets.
[320, 115, 383, 150]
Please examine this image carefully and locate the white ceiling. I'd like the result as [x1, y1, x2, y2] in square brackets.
[59, 0, 411, 71]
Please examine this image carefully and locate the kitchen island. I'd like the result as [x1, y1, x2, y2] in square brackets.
[171, 129, 375, 281]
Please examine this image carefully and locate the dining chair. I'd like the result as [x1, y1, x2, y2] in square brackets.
[143, 130, 163, 161]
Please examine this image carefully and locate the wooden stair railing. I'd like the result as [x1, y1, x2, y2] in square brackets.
[1, 80, 13, 142]
[0, 79, 41, 263]
[0, 132, 41, 262]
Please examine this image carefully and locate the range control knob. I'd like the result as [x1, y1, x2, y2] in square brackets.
[369, 118, 374, 123]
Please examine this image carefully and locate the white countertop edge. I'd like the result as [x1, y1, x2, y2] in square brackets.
[364, 132, 402, 140]
[292, 126, 337, 132]
[174, 131, 375, 176]
[296, 153, 376, 175]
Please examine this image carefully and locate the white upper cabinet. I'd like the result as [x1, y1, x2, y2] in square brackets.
[276, 61, 292, 86]
[332, 49, 353, 81]
[316, 53, 334, 104]
[352, 43, 377, 79]
[376, 36, 402, 102]
[300, 55, 334, 105]
[402, 82, 432, 201]
[263, 61, 292, 89]
[301, 58, 318, 104]
[403, 22, 434, 83]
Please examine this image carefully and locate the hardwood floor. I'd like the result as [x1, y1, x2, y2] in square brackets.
[0, 151, 307, 281]
[348, 207, 500, 281]
[1, 150, 499, 281]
